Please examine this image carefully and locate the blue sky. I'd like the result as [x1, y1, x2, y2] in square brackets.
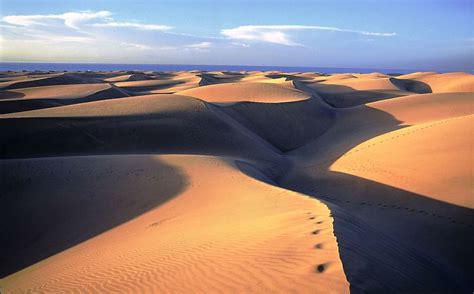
[1, 0, 473, 70]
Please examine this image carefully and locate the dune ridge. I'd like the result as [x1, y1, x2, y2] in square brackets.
[1, 70, 473, 293]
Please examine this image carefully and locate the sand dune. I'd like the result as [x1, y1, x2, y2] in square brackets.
[218, 96, 335, 151]
[0, 73, 102, 90]
[0, 84, 129, 113]
[1, 155, 349, 293]
[199, 72, 245, 85]
[279, 89, 474, 291]
[0, 94, 285, 177]
[177, 82, 311, 103]
[1, 70, 473, 293]
[294, 76, 414, 107]
[397, 72, 474, 93]
[114, 75, 201, 94]
[103, 73, 154, 82]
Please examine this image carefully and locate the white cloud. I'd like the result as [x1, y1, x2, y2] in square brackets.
[121, 42, 153, 50]
[186, 42, 212, 49]
[41, 35, 95, 43]
[232, 42, 251, 48]
[1, 11, 172, 32]
[2, 11, 112, 29]
[221, 25, 396, 46]
[91, 22, 172, 31]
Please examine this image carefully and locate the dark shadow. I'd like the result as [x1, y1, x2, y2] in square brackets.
[0, 87, 129, 114]
[220, 97, 336, 152]
[151, 72, 179, 79]
[293, 78, 432, 108]
[265, 73, 313, 81]
[0, 155, 189, 277]
[116, 81, 185, 93]
[232, 98, 473, 292]
[283, 170, 474, 293]
[198, 73, 243, 86]
[0, 90, 25, 100]
[3, 73, 103, 90]
[268, 103, 474, 292]
[389, 77, 432, 93]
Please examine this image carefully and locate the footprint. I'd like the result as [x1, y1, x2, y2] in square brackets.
[312, 230, 320, 235]
[314, 243, 324, 249]
[309, 217, 316, 220]
[316, 264, 326, 273]
[316, 221, 324, 224]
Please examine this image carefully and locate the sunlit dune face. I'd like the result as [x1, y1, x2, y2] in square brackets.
[2, 155, 349, 293]
[330, 114, 474, 208]
[177, 82, 311, 103]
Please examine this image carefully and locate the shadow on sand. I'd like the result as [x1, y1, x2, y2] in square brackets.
[293, 77, 432, 108]
[0, 156, 189, 278]
[270, 100, 474, 292]
[230, 92, 472, 292]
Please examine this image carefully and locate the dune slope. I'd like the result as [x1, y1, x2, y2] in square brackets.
[1, 155, 349, 293]
[177, 82, 311, 103]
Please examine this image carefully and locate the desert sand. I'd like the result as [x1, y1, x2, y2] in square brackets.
[0, 70, 473, 293]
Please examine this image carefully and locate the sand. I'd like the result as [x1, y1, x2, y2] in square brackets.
[1, 155, 348, 293]
[0, 70, 473, 293]
[177, 82, 310, 103]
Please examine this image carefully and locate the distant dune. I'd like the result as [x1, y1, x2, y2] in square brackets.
[1, 70, 473, 293]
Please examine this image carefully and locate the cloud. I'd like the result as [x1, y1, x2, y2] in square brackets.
[121, 42, 153, 50]
[2, 11, 112, 29]
[1, 11, 172, 31]
[221, 25, 396, 46]
[232, 42, 251, 48]
[91, 22, 172, 31]
[186, 42, 212, 49]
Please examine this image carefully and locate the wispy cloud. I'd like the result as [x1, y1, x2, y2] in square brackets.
[1, 11, 172, 32]
[121, 42, 153, 50]
[221, 25, 396, 46]
[2, 11, 112, 29]
[1, 10, 177, 52]
[91, 22, 172, 31]
[186, 42, 212, 49]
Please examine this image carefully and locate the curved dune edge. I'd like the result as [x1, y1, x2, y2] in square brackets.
[330, 114, 474, 208]
[0, 84, 130, 114]
[278, 90, 474, 291]
[398, 72, 474, 93]
[1, 155, 349, 293]
[0, 83, 113, 100]
[176, 82, 311, 103]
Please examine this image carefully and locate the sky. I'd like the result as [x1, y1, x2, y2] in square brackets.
[0, 0, 473, 70]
